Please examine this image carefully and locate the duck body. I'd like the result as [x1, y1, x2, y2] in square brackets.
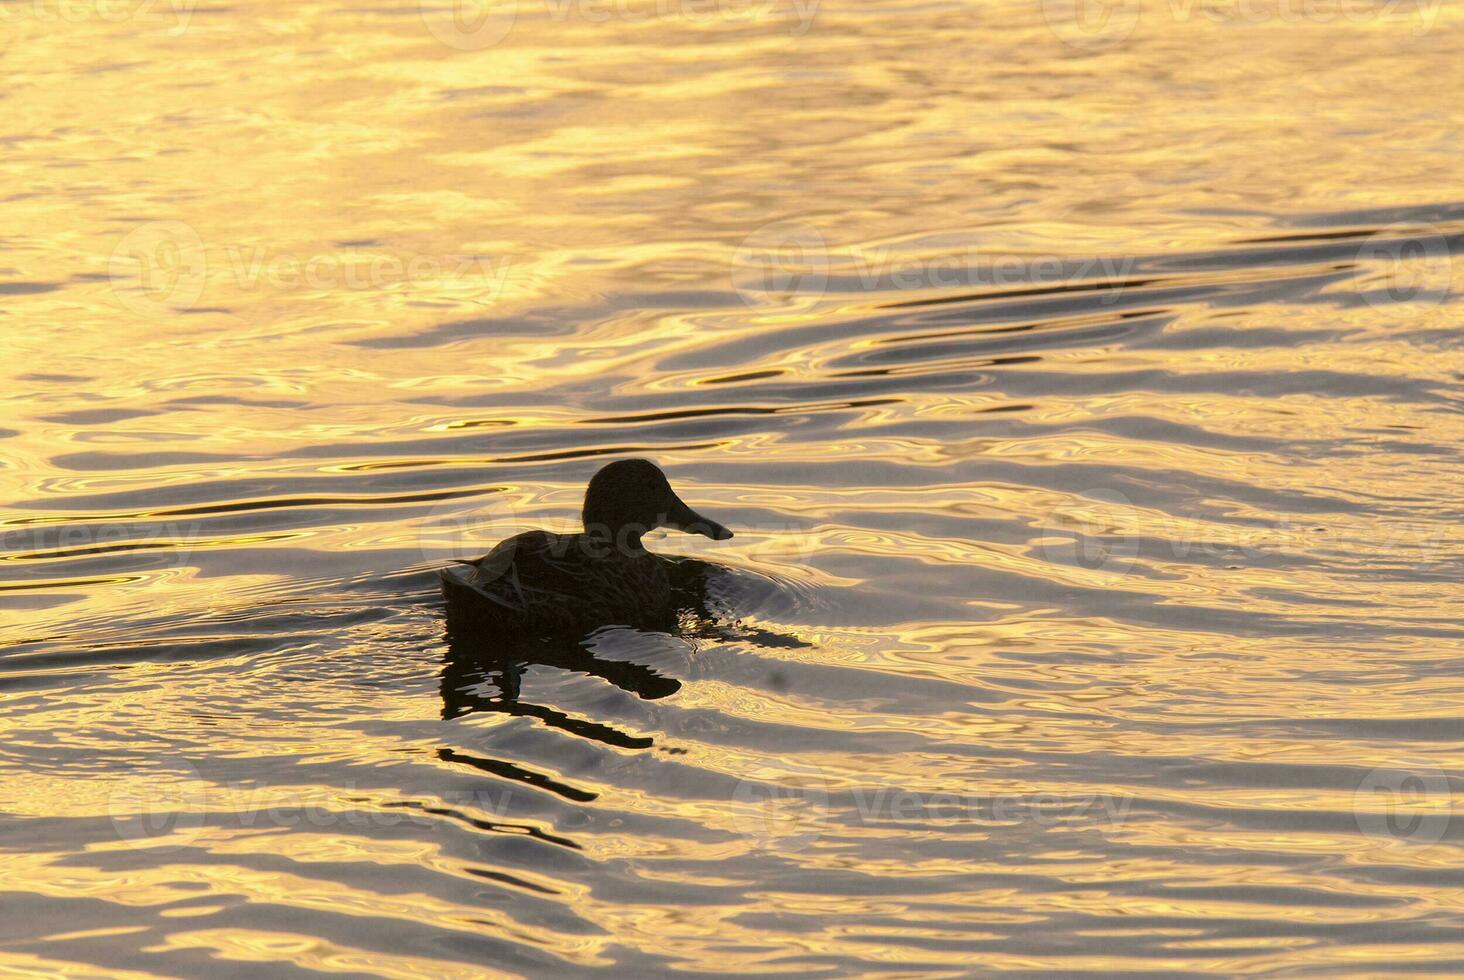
[441, 459, 732, 638]
[445, 529, 675, 634]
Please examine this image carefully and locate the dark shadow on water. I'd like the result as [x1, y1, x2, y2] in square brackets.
[439, 628, 679, 749]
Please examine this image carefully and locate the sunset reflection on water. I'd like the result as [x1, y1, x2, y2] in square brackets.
[1, 0, 1461, 974]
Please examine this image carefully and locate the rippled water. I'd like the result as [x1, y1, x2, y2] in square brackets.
[3, 0, 1462, 974]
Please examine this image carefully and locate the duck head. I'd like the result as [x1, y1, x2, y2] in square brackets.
[582, 458, 733, 550]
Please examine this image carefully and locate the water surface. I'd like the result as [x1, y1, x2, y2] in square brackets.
[2, 0, 1462, 974]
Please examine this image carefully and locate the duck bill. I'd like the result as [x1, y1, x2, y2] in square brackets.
[663, 495, 733, 541]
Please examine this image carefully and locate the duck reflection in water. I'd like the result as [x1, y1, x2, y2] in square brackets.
[439, 460, 807, 740]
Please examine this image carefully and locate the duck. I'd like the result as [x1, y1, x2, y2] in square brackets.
[440, 458, 733, 635]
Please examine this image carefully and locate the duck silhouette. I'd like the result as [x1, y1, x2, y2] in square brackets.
[441, 458, 732, 636]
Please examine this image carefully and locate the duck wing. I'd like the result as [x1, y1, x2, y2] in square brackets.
[445, 531, 675, 634]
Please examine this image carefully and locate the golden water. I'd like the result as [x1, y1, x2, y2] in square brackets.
[2, 0, 1462, 973]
